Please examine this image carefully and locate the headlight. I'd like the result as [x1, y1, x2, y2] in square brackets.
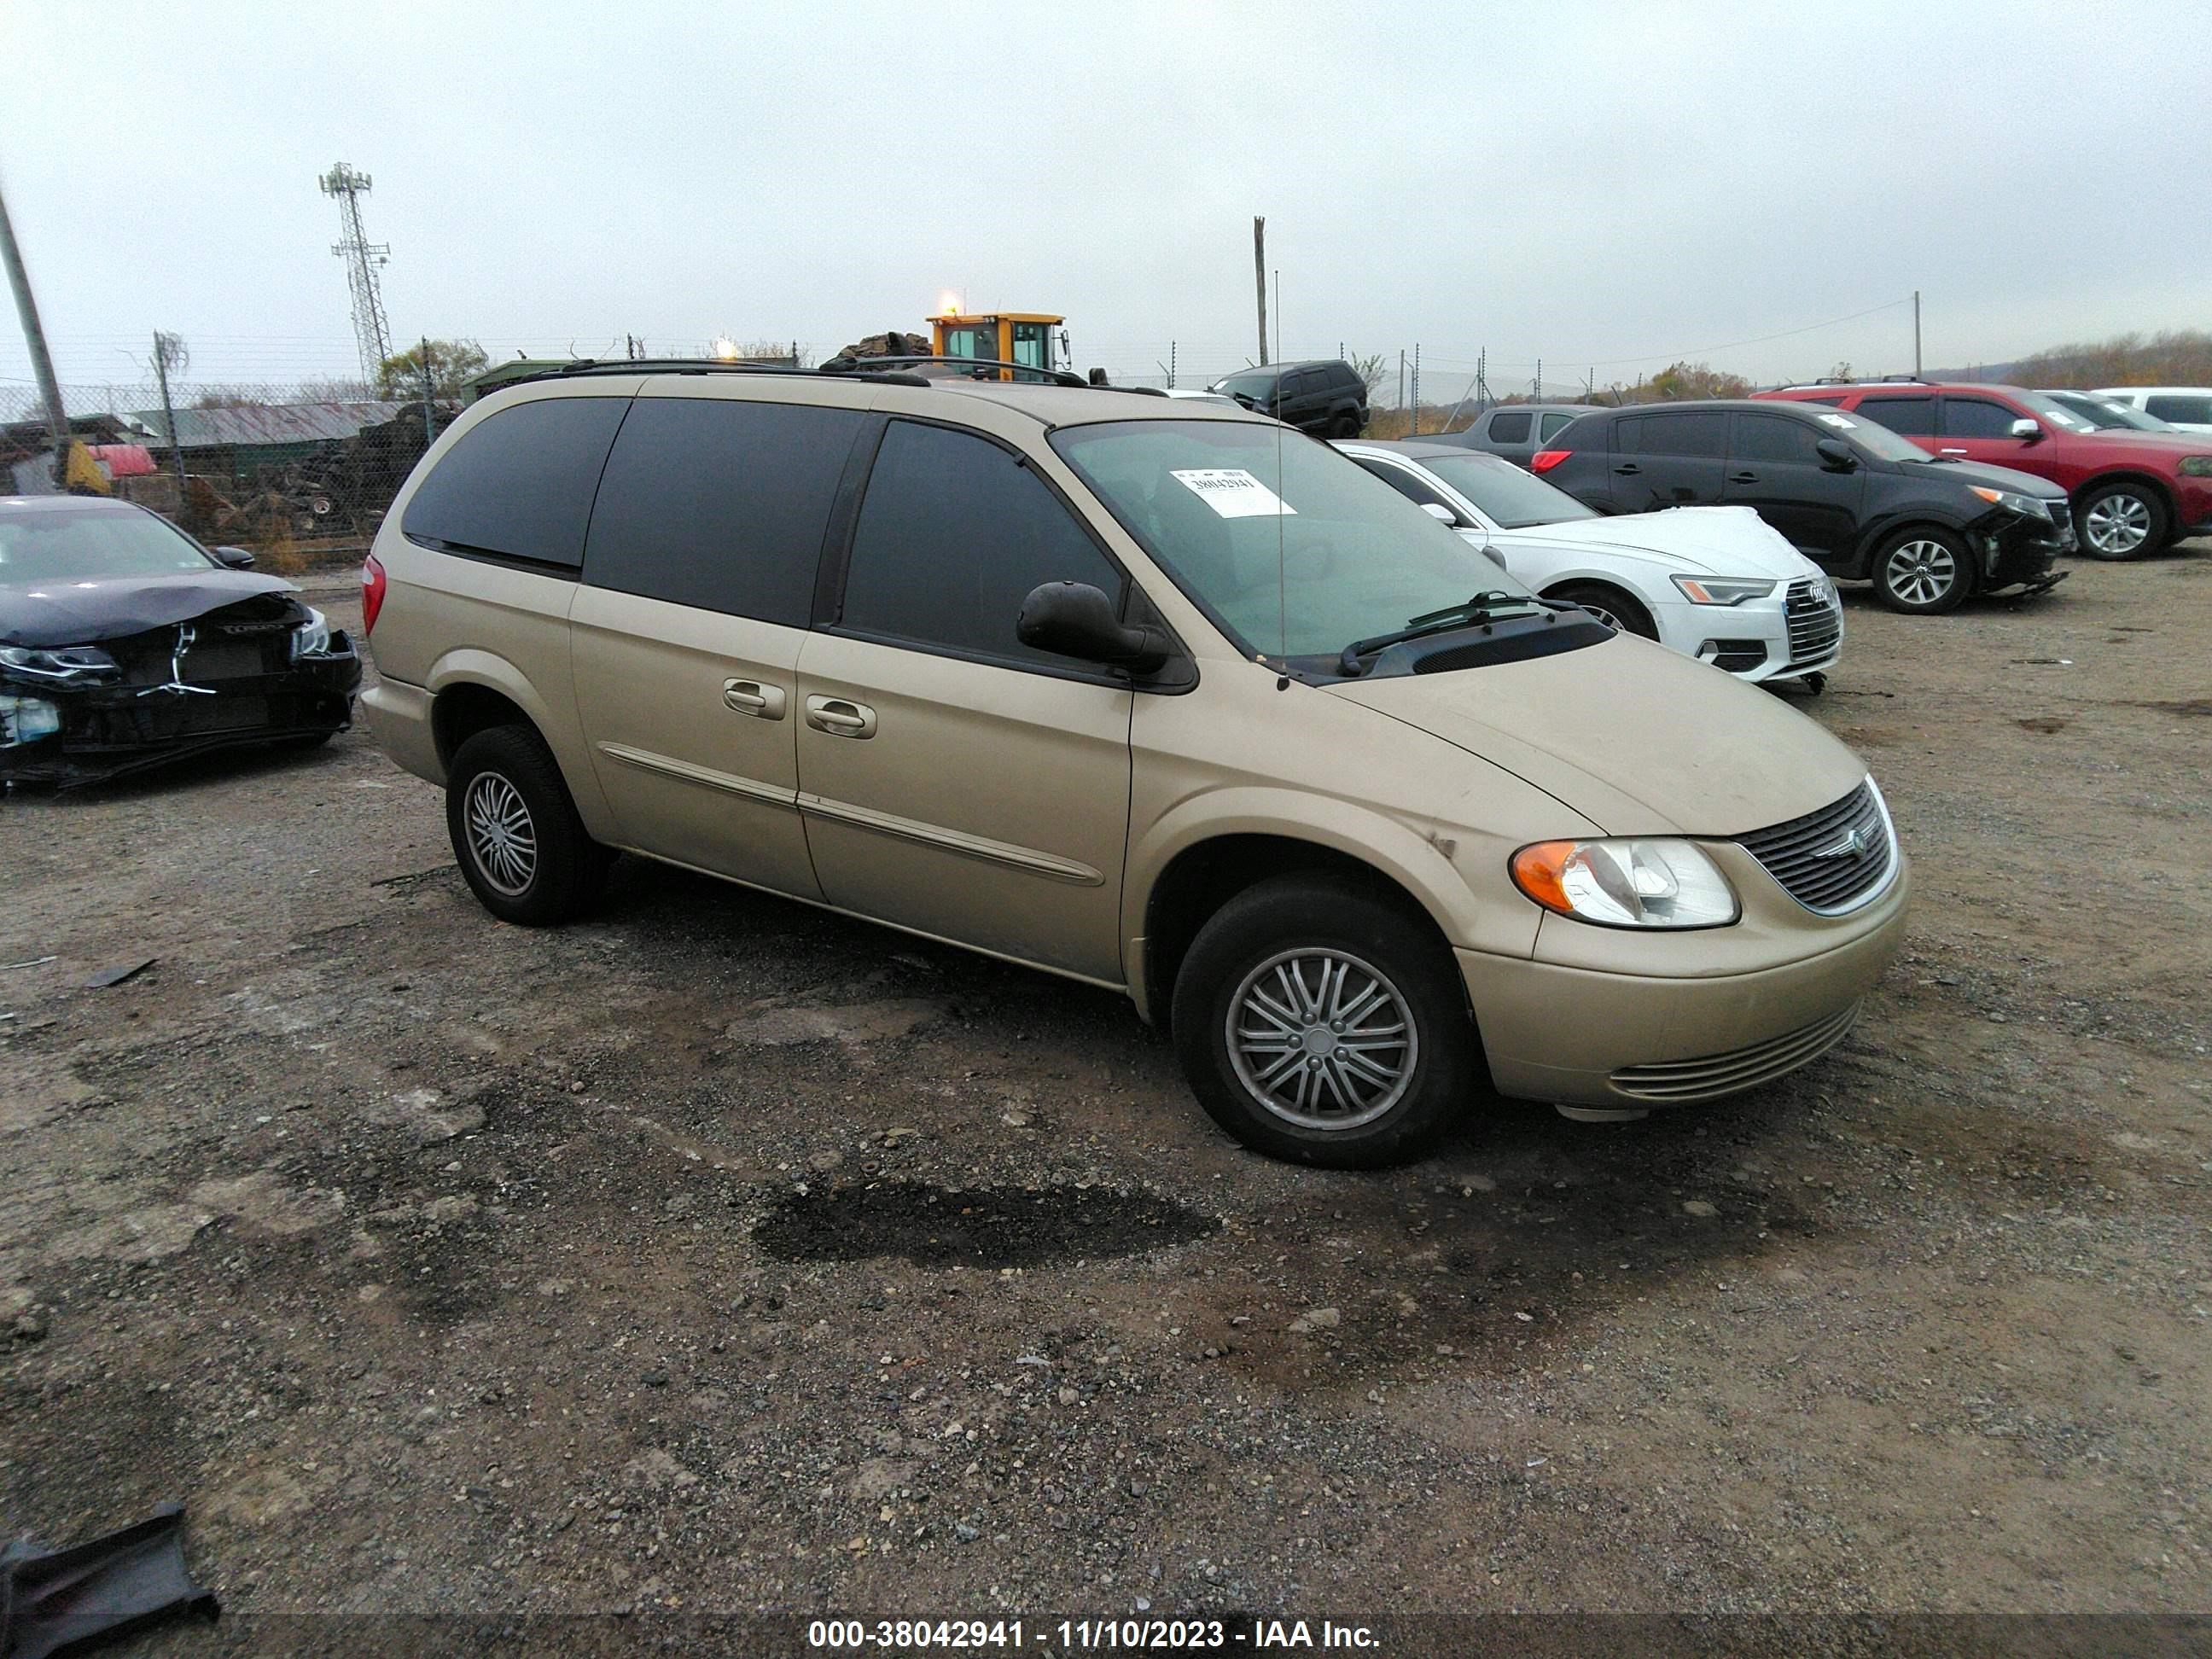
[1511, 838, 1739, 929]
[1671, 576, 1777, 606]
[290, 607, 332, 660]
[1968, 486, 2052, 520]
[2180, 456, 2212, 478]
[0, 643, 120, 682]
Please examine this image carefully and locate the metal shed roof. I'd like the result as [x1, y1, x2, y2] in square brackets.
[130, 400, 415, 449]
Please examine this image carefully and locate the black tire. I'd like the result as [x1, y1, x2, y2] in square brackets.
[2074, 480, 2168, 561]
[1872, 527, 1973, 614]
[445, 724, 613, 926]
[1549, 581, 1657, 640]
[1330, 410, 1363, 439]
[1170, 876, 1481, 1168]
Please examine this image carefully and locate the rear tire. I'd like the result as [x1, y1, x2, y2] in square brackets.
[1873, 527, 1973, 614]
[1170, 876, 1481, 1168]
[1330, 410, 1363, 439]
[1549, 581, 1657, 640]
[445, 725, 613, 926]
[2075, 480, 2167, 560]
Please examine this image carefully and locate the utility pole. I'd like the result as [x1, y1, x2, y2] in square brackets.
[1253, 217, 1268, 366]
[152, 332, 188, 504]
[1912, 290, 1922, 375]
[0, 176, 71, 486]
[1272, 269, 1281, 364]
[1411, 344, 1421, 435]
[1398, 351, 1406, 421]
[1535, 358, 1543, 402]
[420, 336, 434, 445]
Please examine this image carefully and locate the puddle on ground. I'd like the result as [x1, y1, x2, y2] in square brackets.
[753, 1180, 1220, 1267]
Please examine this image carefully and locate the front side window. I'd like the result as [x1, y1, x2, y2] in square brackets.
[840, 421, 1122, 669]
[1051, 420, 1543, 665]
[1854, 395, 1935, 437]
[1353, 458, 1449, 510]
[1942, 398, 2027, 439]
[582, 398, 864, 626]
[1418, 452, 1596, 527]
[403, 396, 629, 569]
[0, 506, 214, 584]
[1486, 411, 1532, 444]
[1731, 413, 1822, 465]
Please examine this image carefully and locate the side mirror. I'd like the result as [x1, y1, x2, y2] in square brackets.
[1813, 438, 1858, 471]
[212, 545, 256, 569]
[1017, 581, 1171, 672]
[2009, 417, 2043, 441]
[1419, 502, 1462, 527]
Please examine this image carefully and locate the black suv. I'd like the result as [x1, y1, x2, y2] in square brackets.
[1207, 359, 1368, 437]
[1537, 400, 2074, 614]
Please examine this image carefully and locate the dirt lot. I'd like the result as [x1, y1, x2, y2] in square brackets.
[3, 545, 2209, 1652]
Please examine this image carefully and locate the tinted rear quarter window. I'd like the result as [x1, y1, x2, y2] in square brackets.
[1539, 412, 1576, 440]
[403, 395, 630, 569]
[839, 420, 1123, 670]
[2145, 394, 2212, 423]
[1487, 411, 1532, 444]
[582, 397, 864, 626]
[1619, 411, 1726, 457]
[1855, 395, 1935, 436]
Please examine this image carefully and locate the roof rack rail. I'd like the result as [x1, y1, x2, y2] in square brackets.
[521, 358, 933, 388]
[816, 353, 1091, 389]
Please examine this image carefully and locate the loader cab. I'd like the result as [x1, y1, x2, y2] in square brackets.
[928, 311, 1066, 380]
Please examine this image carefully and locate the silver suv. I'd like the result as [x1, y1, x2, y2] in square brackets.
[361, 363, 1907, 1167]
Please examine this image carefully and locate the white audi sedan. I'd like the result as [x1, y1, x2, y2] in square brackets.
[1336, 439, 1842, 690]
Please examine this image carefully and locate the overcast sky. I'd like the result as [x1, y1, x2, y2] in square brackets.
[3, 1, 2207, 402]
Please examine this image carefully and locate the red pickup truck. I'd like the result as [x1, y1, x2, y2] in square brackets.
[1755, 381, 2212, 558]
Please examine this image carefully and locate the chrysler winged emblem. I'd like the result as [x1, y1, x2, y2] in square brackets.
[1812, 823, 1873, 861]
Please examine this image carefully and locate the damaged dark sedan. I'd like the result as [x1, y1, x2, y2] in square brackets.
[0, 496, 361, 786]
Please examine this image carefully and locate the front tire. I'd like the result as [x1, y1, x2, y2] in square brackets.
[1549, 581, 1658, 639]
[445, 725, 612, 925]
[1330, 410, 1363, 439]
[2075, 480, 2167, 560]
[1170, 876, 1481, 1167]
[1874, 527, 1972, 614]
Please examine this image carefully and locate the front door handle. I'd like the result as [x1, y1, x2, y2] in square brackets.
[723, 678, 787, 719]
[1939, 446, 1969, 456]
[805, 696, 877, 738]
[1727, 470, 1758, 483]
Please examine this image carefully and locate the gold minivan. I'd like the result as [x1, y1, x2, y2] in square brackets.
[361, 364, 1907, 1167]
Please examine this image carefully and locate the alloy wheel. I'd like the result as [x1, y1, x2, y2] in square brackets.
[1885, 539, 1958, 606]
[463, 771, 538, 897]
[1225, 949, 1417, 1131]
[2084, 492, 2152, 556]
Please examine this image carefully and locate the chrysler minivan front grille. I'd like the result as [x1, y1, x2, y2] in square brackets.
[1733, 779, 1895, 913]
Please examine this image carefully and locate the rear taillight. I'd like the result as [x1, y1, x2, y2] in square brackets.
[1530, 448, 1571, 474]
[362, 552, 387, 636]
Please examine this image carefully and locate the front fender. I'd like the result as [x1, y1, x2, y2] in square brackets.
[424, 647, 613, 835]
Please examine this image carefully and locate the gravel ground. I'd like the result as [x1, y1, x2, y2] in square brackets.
[2, 544, 2208, 1652]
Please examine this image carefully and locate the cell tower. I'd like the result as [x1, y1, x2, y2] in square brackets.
[319, 163, 393, 380]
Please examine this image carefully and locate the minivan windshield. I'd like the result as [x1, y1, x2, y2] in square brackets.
[1051, 420, 1544, 662]
[1414, 451, 1598, 527]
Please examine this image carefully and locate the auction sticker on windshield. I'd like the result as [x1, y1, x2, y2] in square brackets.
[1172, 469, 1297, 519]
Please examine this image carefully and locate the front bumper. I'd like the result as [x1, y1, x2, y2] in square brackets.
[1456, 858, 1910, 1109]
[1652, 585, 1842, 684]
[1982, 510, 2069, 589]
[0, 635, 361, 786]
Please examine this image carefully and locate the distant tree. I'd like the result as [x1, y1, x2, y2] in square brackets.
[299, 375, 375, 401]
[2009, 329, 2212, 389]
[1344, 352, 1390, 399]
[376, 339, 492, 400]
[1644, 360, 1753, 401]
[1828, 360, 1854, 381]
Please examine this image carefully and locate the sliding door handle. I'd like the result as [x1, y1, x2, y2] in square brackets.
[805, 696, 877, 738]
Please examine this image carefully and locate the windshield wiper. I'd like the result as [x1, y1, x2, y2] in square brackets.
[1337, 591, 1539, 674]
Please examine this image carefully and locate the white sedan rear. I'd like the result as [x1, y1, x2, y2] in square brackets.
[1335, 440, 1842, 688]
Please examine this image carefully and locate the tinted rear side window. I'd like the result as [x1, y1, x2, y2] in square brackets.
[1539, 412, 1576, 440]
[1855, 395, 1935, 436]
[1487, 411, 1532, 443]
[1618, 411, 1726, 457]
[840, 421, 1122, 669]
[403, 396, 629, 569]
[582, 397, 864, 626]
[2145, 394, 2212, 423]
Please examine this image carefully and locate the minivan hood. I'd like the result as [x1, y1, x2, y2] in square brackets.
[1330, 631, 1868, 836]
[1499, 505, 1813, 578]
